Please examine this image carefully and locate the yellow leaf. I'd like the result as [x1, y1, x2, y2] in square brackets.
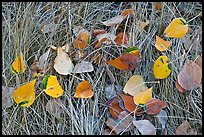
[44, 75, 64, 98]
[12, 79, 36, 107]
[164, 18, 188, 38]
[74, 80, 94, 98]
[133, 87, 153, 105]
[11, 52, 25, 74]
[153, 56, 171, 79]
[123, 75, 148, 96]
[54, 47, 74, 75]
[155, 35, 172, 51]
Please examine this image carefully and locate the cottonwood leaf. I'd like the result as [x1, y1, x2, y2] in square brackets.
[155, 35, 172, 51]
[109, 99, 124, 119]
[133, 87, 153, 105]
[11, 52, 25, 74]
[74, 80, 94, 98]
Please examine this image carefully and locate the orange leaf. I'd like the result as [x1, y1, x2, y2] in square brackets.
[107, 53, 141, 71]
[120, 93, 136, 112]
[155, 35, 172, 51]
[109, 99, 124, 119]
[74, 80, 94, 98]
[154, 2, 162, 12]
[114, 32, 128, 46]
[121, 8, 134, 16]
[93, 29, 107, 36]
[73, 31, 90, 49]
[146, 98, 169, 115]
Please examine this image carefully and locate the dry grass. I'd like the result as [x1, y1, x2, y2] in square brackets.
[2, 2, 202, 135]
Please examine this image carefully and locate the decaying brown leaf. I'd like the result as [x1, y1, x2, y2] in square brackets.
[109, 99, 123, 119]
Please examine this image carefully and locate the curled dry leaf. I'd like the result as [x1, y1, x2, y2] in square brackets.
[133, 119, 156, 135]
[39, 48, 50, 69]
[54, 47, 73, 75]
[146, 98, 169, 115]
[153, 55, 171, 79]
[42, 75, 64, 98]
[46, 98, 64, 119]
[136, 20, 150, 32]
[123, 75, 148, 96]
[73, 61, 94, 73]
[107, 53, 141, 71]
[12, 79, 36, 107]
[156, 109, 168, 129]
[109, 99, 124, 119]
[176, 121, 197, 135]
[121, 8, 134, 16]
[114, 32, 128, 46]
[11, 52, 25, 74]
[101, 15, 126, 26]
[178, 60, 202, 90]
[105, 84, 123, 99]
[133, 87, 153, 105]
[164, 18, 188, 38]
[74, 80, 94, 98]
[2, 86, 14, 108]
[155, 35, 172, 51]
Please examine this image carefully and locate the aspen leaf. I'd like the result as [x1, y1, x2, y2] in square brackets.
[54, 47, 73, 75]
[114, 32, 128, 46]
[176, 121, 197, 135]
[11, 52, 25, 74]
[177, 60, 202, 90]
[123, 75, 148, 96]
[73, 61, 94, 73]
[164, 18, 188, 38]
[133, 119, 156, 135]
[155, 35, 172, 51]
[119, 93, 136, 112]
[146, 98, 169, 115]
[73, 31, 90, 49]
[43, 75, 64, 98]
[133, 87, 153, 105]
[101, 15, 126, 26]
[12, 79, 36, 107]
[109, 99, 123, 119]
[46, 98, 64, 119]
[121, 8, 134, 16]
[74, 80, 94, 98]
[107, 53, 141, 71]
[153, 55, 171, 79]
[2, 86, 14, 108]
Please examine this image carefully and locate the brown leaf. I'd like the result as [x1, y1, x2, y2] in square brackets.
[114, 32, 128, 46]
[101, 15, 126, 26]
[146, 98, 169, 115]
[93, 29, 107, 37]
[120, 93, 137, 112]
[178, 60, 202, 90]
[46, 98, 64, 119]
[154, 2, 162, 12]
[2, 86, 14, 108]
[31, 59, 45, 78]
[109, 99, 123, 119]
[176, 121, 197, 135]
[94, 33, 116, 48]
[176, 81, 186, 93]
[121, 8, 134, 16]
[107, 53, 141, 71]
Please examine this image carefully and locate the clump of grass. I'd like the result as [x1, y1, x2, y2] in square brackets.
[2, 2, 202, 135]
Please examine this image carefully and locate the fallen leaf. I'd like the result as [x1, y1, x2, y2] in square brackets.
[73, 31, 90, 49]
[164, 18, 188, 38]
[123, 75, 148, 96]
[154, 2, 162, 12]
[175, 81, 186, 93]
[109, 99, 124, 119]
[101, 15, 126, 26]
[156, 109, 168, 129]
[2, 86, 14, 108]
[12, 79, 36, 107]
[133, 87, 153, 105]
[107, 53, 141, 71]
[46, 98, 64, 119]
[74, 80, 94, 98]
[11, 52, 25, 74]
[105, 117, 125, 134]
[114, 32, 128, 46]
[133, 119, 156, 135]
[42, 75, 64, 98]
[39, 48, 50, 69]
[176, 121, 197, 135]
[146, 98, 169, 115]
[73, 61, 94, 73]
[94, 33, 116, 48]
[119, 93, 136, 112]
[155, 35, 172, 51]
[153, 55, 171, 79]
[54, 46, 74, 75]
[178, 60, 202, 90]
[136, 20, 150, 32]
[194, 55, 202, 68]
[121, 8, 134, 16]
[93, 29, 107, 36]
[105, 84, 123, 99]
[41, 23, 57, 33]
